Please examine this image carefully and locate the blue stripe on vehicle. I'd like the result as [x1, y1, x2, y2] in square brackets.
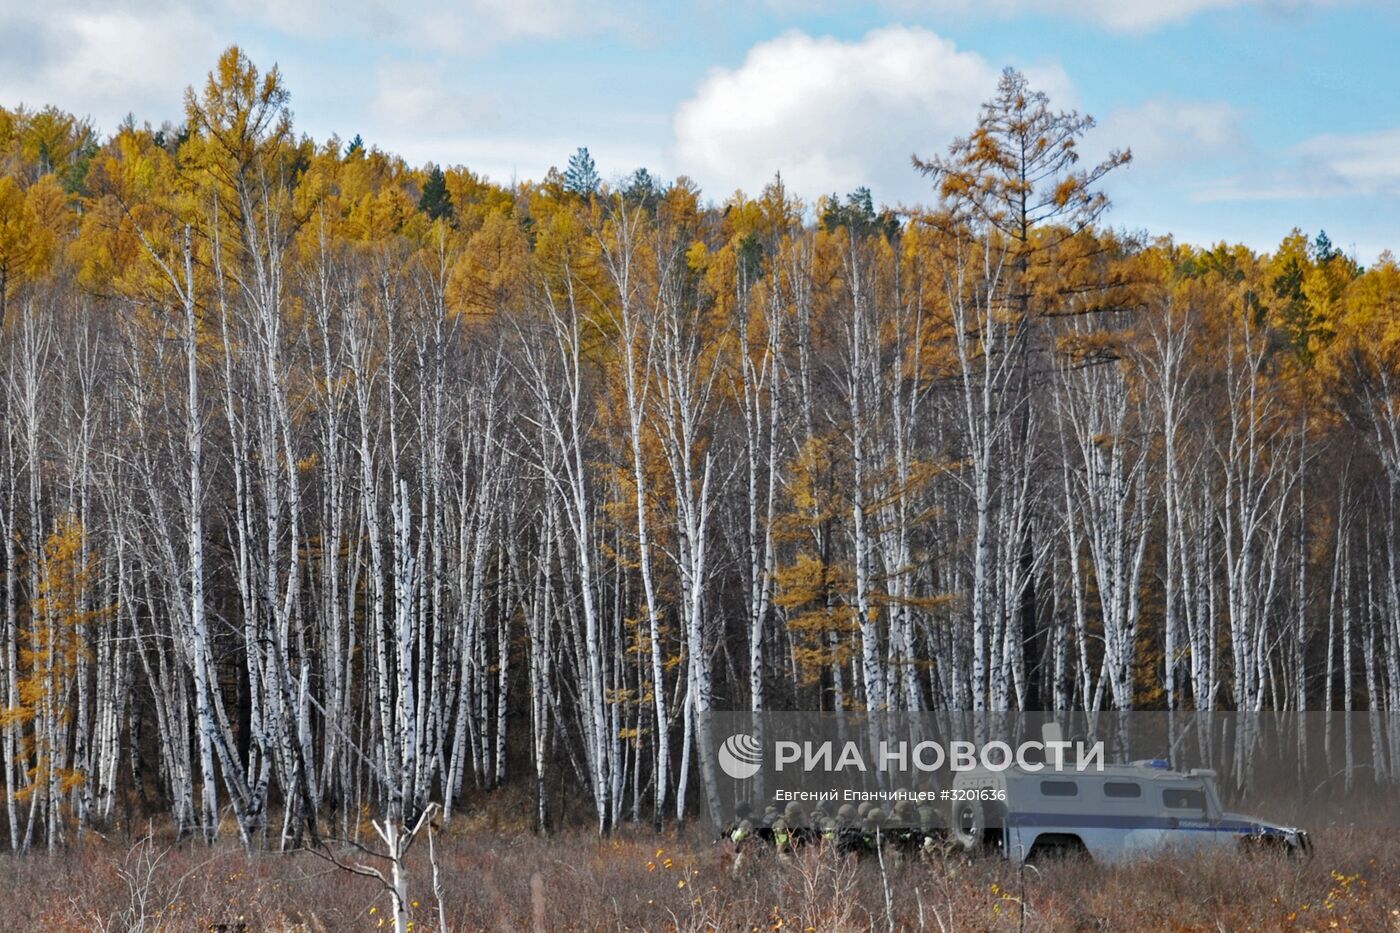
[1005, 812, 1273, 833]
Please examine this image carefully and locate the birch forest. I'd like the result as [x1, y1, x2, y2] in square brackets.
[1, 47, 1398, 851]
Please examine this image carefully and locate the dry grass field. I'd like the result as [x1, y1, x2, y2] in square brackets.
[1, 816, 1395, 931]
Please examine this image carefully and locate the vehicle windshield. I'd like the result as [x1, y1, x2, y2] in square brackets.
[1163, 788, 1206, 816]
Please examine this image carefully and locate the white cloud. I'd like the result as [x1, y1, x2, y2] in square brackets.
[1097, 98, 1247, 173]
[226, 0, 642, 52]
[1294, 128, 1400, 196]
[0, 2, 221, 130]
[368, 61, 502, 136]
[0, 0, 648, 135]
[882, 0, 1349, 33]
[1198, 128, 1400, 201]
[671, 26, 1073, 205]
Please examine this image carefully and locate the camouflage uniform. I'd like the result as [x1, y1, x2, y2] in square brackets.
[718, 802, 754, 842]
[863, 806, 887, 854]
[917, 804, 942, 861]
[887, 801, 918, 868]
[783, 802, 817, 847]
[770, 817, 793, 861]
[730, 818, 756, 875]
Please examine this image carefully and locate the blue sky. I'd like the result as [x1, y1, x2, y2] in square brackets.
[2, 0, 1397, 259]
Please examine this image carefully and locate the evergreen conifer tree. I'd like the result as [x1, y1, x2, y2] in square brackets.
[419, 164, 453, 220]
[563, 147, 600, 197]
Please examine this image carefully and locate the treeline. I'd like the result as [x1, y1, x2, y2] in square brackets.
[0, 48, 1397, 850]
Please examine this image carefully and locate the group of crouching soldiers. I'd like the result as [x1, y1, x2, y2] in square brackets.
[723, 798, 957, 870]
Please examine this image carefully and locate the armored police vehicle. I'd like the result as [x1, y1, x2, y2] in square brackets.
[948, 759, 1312, 863]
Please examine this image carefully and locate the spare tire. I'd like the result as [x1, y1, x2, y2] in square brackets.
[949, 798, 985, 854]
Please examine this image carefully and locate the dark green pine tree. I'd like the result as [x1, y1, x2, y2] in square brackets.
[622, 167, 658, 206]
[820, 186, 899, 240]
[345, 133, 364, 156]
[1314, 229, 1338, 264]
[563, 147, 601, 197]
[419, 165, 453, 221]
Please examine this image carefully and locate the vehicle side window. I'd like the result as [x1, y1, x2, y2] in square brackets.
[1163, 788, 1205, 811]
[1040, 780, 1078, 797]
[1104, 781, 1141, 798]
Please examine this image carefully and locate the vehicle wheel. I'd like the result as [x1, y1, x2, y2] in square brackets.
[949, 799, 985, 854]
[1026, 834, 1091, 864]
[1239, 833, 1301, 859]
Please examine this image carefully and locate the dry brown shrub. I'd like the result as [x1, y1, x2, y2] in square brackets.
[0, 824, 1392, 931]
